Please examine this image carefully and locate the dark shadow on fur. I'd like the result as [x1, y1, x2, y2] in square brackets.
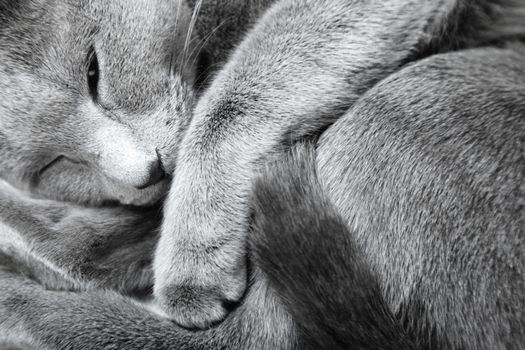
[249, 142, 417, 350]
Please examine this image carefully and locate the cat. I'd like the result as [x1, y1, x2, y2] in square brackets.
[0, 0, 523, 348]
[1, 41, 523, 350]
[0, 0, 274, 298]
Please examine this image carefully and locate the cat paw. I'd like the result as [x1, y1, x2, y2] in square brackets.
[153, 220, 248, 329]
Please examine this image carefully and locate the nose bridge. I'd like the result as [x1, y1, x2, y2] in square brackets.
[129, 106, 183, 175]
[95, 119, 148, 154]
[101, 104, 171, 154]
[124, 108, 163, 145]
[92, 118, 152, 164]
[82, 112, 165, 188]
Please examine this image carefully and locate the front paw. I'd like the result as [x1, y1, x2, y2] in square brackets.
[153, 216, 248, 329]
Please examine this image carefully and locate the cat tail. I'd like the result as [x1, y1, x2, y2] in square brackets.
[249, 142, 417, 350]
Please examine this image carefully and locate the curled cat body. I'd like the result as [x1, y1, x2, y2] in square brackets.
[0, 0, 524, 349]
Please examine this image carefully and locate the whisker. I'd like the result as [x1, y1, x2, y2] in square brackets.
[170, 0, 184, 79]
[187, 19, 228, 71]
[173, 36, 199, 73]
[173, 30, 208, 67]
[180, 0, 203, 76]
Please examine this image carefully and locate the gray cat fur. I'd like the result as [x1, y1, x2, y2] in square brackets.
[0, 0, 200, 206]
[0, 0, 279, 318]
[251, 143, 418, 350]
[155, 0, 525, 330]
[0, 0, 275, 206]
[0, 0, 273, 295]
[0, 0, 524, 348]
[1, 41, 523, 350]
[259, 44, 525, 350]
[0, 140, 416, 350]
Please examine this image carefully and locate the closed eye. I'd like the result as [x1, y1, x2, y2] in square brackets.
[87, 47, 100, 100]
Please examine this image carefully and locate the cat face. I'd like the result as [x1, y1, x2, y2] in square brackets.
[0, 0, 199, 204]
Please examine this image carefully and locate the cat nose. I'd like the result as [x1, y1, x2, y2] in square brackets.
[135, 155, 166, 189]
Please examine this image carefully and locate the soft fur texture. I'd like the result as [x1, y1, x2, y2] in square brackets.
[0, 0, 524, 348]
[2, 43, 524, 349]
[316, 43, 525, 350]
[0, 0, 269, 299]
[251, 143, 417, 350]
[0, 0, 199, 205]
[156, 0, 525, 329]
[0, 143, 415, 350]
[0, 0, 277, 206]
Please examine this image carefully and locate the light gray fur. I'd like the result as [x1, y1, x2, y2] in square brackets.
[0, 0, 273, 307]
[1, 42, 523, 349]
[316, 43, 525, 349]
[0, 0, 524, 348]
[0, 235, 296, 350]
[0, 0, 291, 348]
[0, 178, 160, 293]
[156, 0, 525, 329]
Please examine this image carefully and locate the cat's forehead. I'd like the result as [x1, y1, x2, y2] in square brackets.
[67, 0, 192, 111]
[1, 0, 193, 112]
[70, 0, 186, 43]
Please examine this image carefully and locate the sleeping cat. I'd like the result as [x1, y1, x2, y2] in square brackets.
[1, 42, 523, 349]
[0, 0, 524, 348]
[0, 0, 224, 206]
[0, 0, 273, 293]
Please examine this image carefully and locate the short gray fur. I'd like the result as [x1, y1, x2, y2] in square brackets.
[0, 0, 524, 349]
[156, 0, 525, 331]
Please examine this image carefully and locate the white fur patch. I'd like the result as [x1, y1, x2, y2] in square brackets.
[80, 102, 159, 188]
[93, 125, 157, 184]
